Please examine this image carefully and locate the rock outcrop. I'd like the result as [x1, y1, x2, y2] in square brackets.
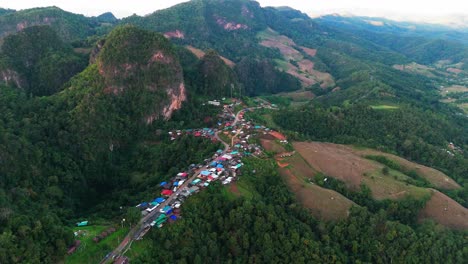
[0, 69, 24, 88]
[96, 26, 186, 123]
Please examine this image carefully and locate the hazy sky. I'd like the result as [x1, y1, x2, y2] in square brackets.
[0, 0, 467, 22]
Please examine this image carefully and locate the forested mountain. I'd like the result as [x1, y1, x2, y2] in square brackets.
[0, 6, 117, 43]
[0, 25, 87, 95]
[119, 0, 468, 104]
[0, 0, 466, 263]
[316, 15, 468, 44]
[0, 25, 217, 262]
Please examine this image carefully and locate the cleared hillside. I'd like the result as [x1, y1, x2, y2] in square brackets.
[292, 141, 467, 229]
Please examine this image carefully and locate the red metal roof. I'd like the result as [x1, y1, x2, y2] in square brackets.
[161, 190, 173, 196]
[269, 131, 286, 140]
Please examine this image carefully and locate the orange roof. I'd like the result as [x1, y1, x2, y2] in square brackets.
[269, 131, 286, 140]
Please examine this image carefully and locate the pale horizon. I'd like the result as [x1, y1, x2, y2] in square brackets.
[0, 0, 467, 26]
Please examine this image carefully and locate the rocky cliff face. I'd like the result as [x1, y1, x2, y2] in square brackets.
[96, 26, 186, 123]
[0, 69, 24, 88]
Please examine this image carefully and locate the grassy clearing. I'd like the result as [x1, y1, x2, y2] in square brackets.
[218, 132, 231, 145]
[221, 185, 238, 200]
[124, 239, 151, 260]
[261, 113, 280, 130]
[66, 225, 129, 264]
[256, 28, 279, 40]
[363, 169, 431, 200]
[370, 105, 399, 110]
[274, 59, 290, 71]
[458, 103, 468, 113]
[235, 179, 255, 199]
[359, 150, 460, 190]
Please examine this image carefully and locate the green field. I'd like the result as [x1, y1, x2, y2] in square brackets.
[273, 59, 290, 71]
[370, 105, 400, 110]
[65, 225, 129, 264]
[124, 238, 152, 260]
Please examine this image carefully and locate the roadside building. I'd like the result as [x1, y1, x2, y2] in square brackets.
[114, 256, 129, 264]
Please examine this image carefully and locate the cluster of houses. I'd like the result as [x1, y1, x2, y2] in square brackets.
[168, 128, 217, 141]
[93, 227, 116, 243]
[128, 99, 283, 239]
[136, 173, 189, 216]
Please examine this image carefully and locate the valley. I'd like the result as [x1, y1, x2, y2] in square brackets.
[0, 0, 466, 263]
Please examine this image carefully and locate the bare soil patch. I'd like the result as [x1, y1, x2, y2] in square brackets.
[419, 189, 468, 230]
[185, 45, 235, 67]
[298, 59, 315, 73]
[441, 85, 468, 95]
[293, 142, 372, 189]
[293, 142, 430, 200]
[300, 46, 317, 57]
[286, 68, 317, 86]
[261, 40, 302, 61]
[447, 68, 462, 74]
[258, 29, 333, 88]
[292, 141, 466, 229]
[229, 182, 241, 196]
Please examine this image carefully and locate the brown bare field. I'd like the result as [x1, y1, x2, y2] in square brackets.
[392, 63, 438, 78]
[311, 69, 335, 88]
[280, 168, 354, 220]
[286, 68, 317, 86]
[261, 39, 302, 61]
[258, 29, 334, 88]
[278, 152, 355, 221]
[260, 139, 286, 154]
[293, 142, 371, 189]
[447, 68, 463, 74]
[292, 141, 468, 229]
[282, 154, 317, 179]
[441, 85, 468, 95]
[293, 142, 431, 200]
[229, 182, 241, 196]
[186, 45, 205, 58]
[300, 46, 317, 57]
[419, 190, 468, 230]
[185, 45, 235, 67]
[298, 59, 315, 73]
[355, 149, 461, 190]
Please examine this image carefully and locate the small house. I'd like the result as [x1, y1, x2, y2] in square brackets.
[161, 189, 173, 196]
[76, 221, 88, 227]
[114, 256, 129, 264]
[155, 197, 166, 203]
[200, 171, 211, 177]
